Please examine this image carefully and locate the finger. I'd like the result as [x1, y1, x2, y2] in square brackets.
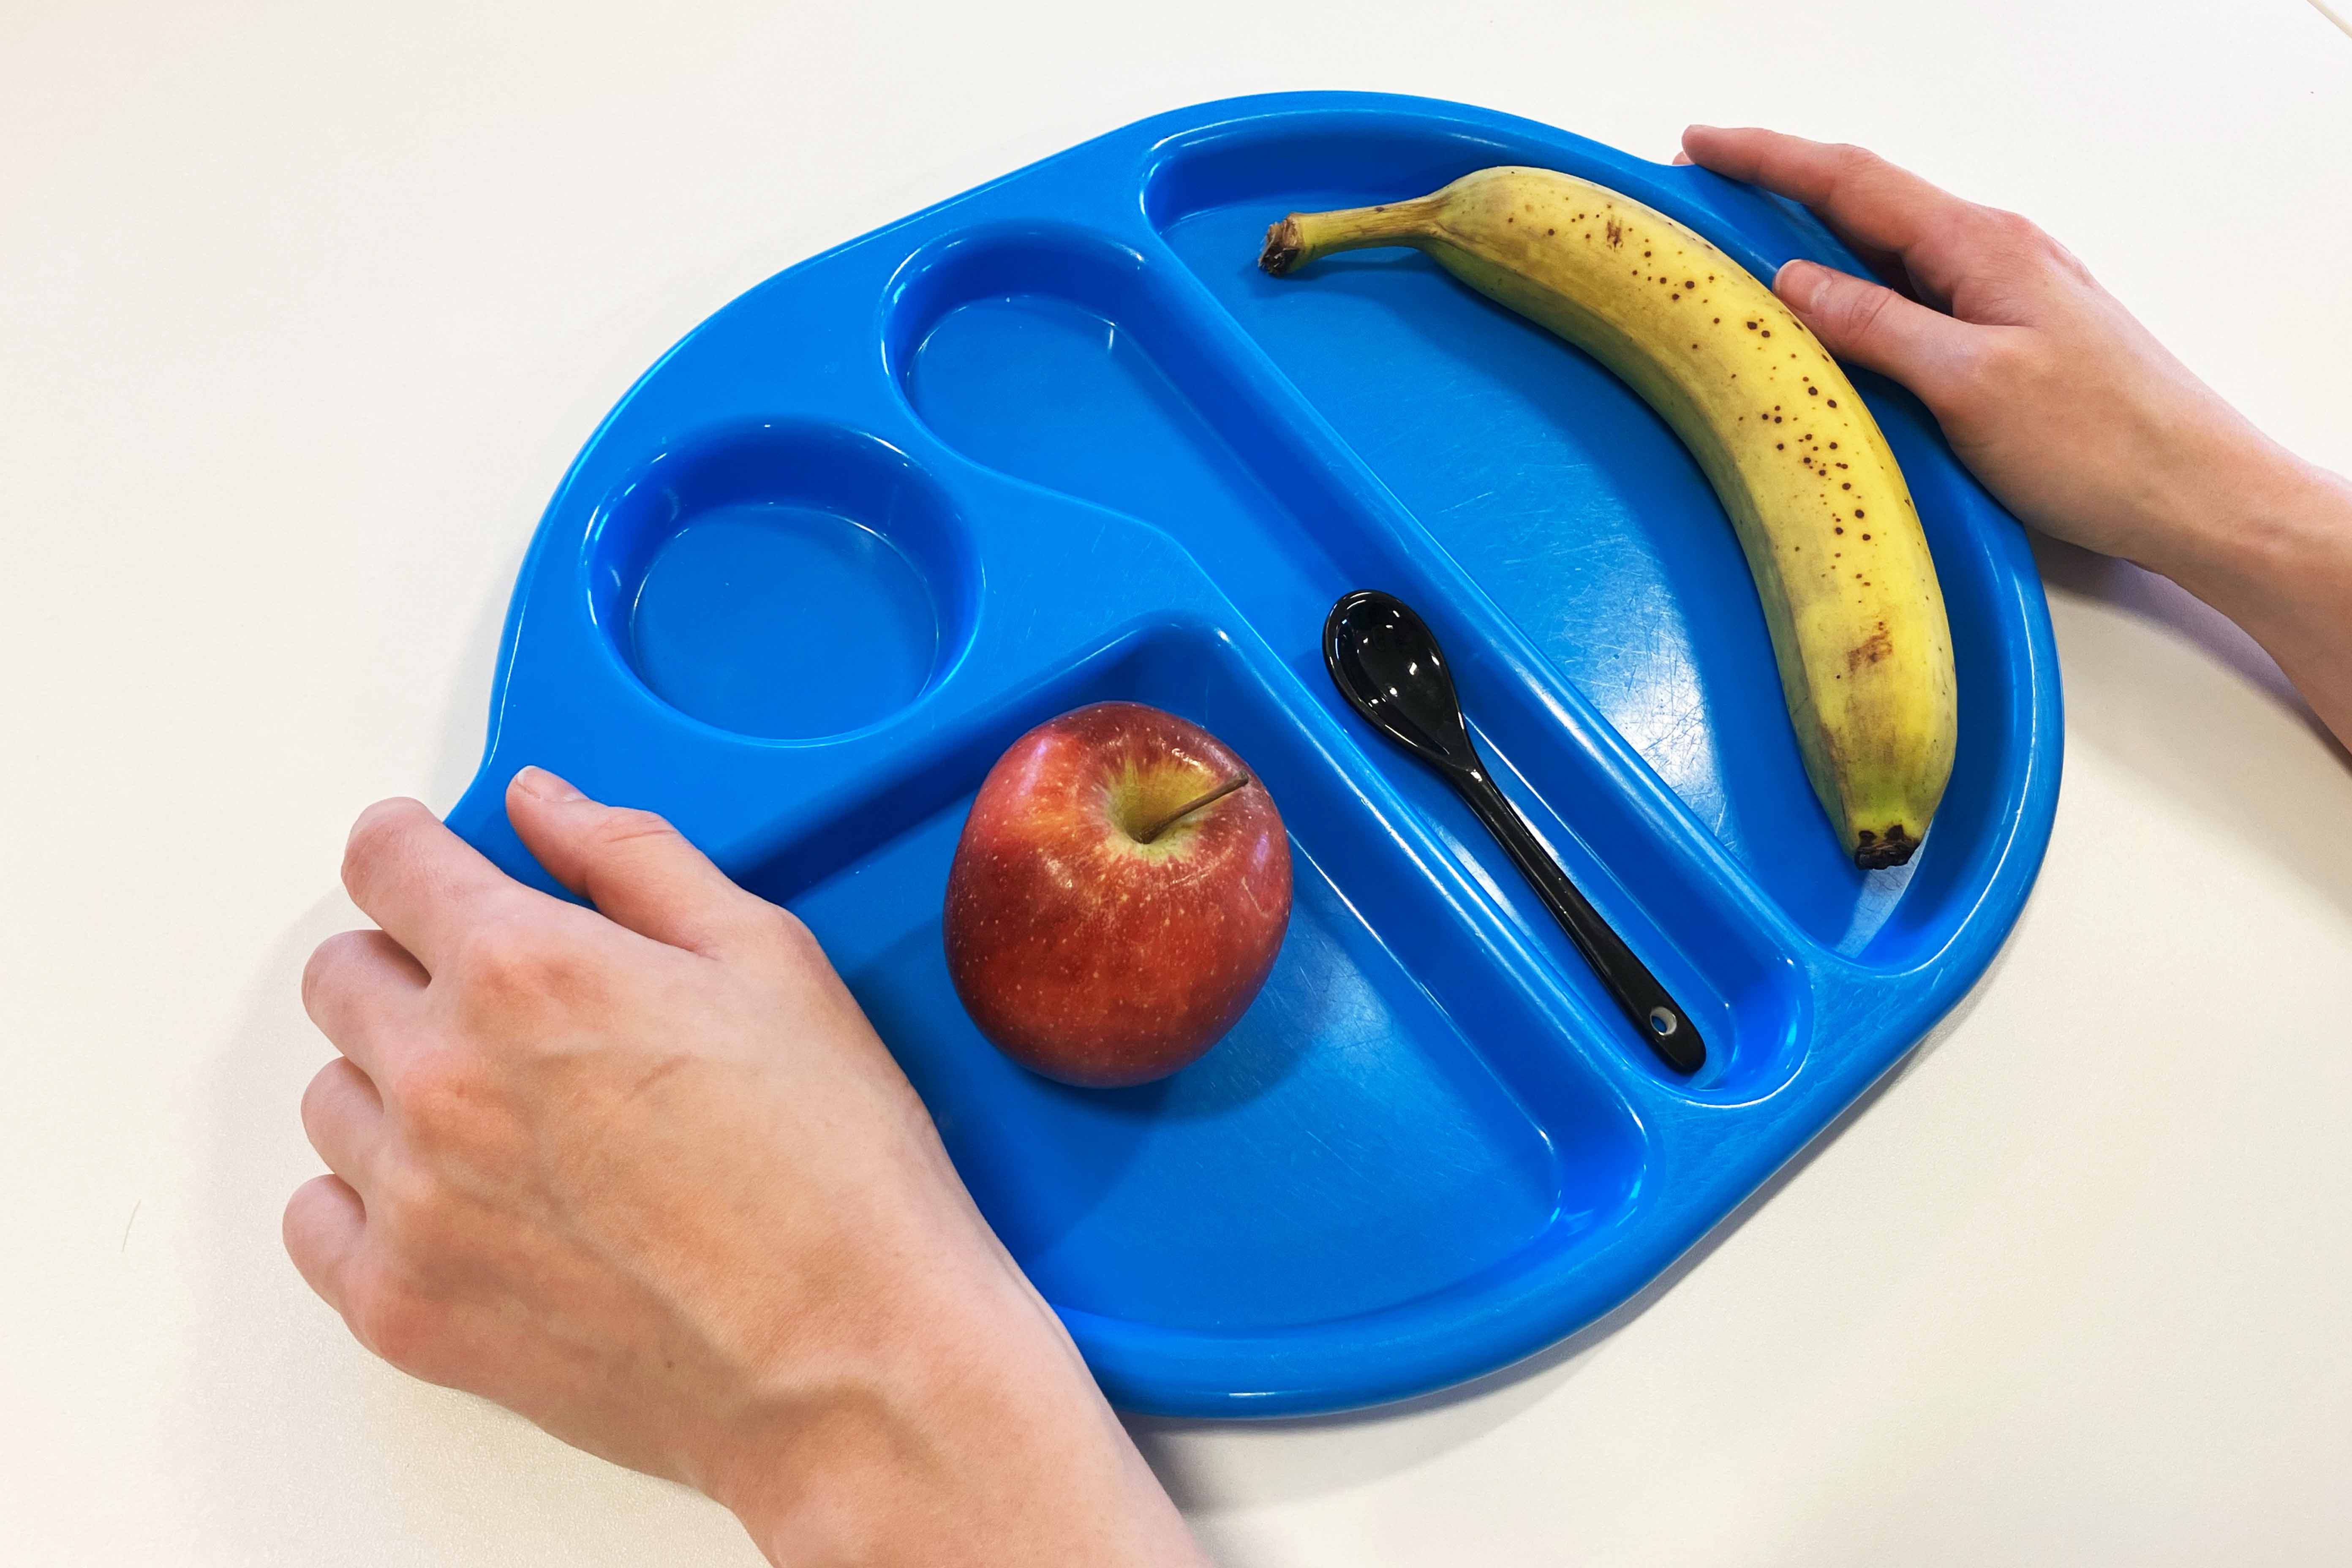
[342, 798, 541, 976]
[505, 767, 774, 957]
[301, 1057, 388, 1190]
[301, 928, 427, 1078]
[283, 1173, 367, 1315]
[1774, 259, 1981, 391]
[1681, 127, 1974, 283]
[1674, 131, 1915, 299]
[1680, 126, 1954, 252]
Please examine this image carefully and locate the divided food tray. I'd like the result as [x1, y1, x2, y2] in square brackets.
[445, 92, 2062, 1417]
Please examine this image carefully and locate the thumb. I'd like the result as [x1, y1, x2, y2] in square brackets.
[1775, 258, 1975, 392]
[504, 766, 771, 956]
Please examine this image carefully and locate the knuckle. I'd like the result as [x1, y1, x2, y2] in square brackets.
[280, 1175, 334, 1258]
[341, 799, 422, 891]
[449, 914, 564, 1001]
[299, 932, 356, 1020]
[593, 807, 679, 852]
[435, 910, 602, 1054]
[1835, 285, 1896, 345]
[741, 898, 833, 986]
[387, 1048, 481, 1133]
[2037, 232, 2093, 283]
[765, 902, 824, 965]
[375, 1156, 453, 1228]
[1823, 142, 1881, 192]
[1975, 205, 2047, 254]
[298, 1060, 344, 1132]
[349, 1275, 441, 1368]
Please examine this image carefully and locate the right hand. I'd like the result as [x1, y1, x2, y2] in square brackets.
[1678, 126, 2310, 580]
[1681, 126, 2352, 749]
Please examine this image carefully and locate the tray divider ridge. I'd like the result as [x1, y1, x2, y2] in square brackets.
[1116, 218, 1829, 1092]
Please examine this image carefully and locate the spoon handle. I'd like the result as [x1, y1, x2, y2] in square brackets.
[1449, 763, 1706, 1075]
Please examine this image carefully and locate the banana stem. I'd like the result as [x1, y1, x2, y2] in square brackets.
[1259, 199, 1436, 275]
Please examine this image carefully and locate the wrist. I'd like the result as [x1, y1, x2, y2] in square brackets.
[703, 1269, 1042, 1559]
[700, 1247, 1189, 1568]
[2131, 436, 2347, 622]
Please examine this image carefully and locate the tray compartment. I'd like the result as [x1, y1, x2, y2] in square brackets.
[1144, 119, 2022, 968]
[741, 621, 1649, 1331]
[882, 223, 1346, 639]
[886, 223, 1805, 1097]
[583, 419, 978, 739]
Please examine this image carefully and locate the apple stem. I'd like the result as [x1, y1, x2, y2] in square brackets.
[1134, 774, 1252, 844]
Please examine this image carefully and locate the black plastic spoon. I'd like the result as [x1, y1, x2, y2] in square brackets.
[1323, 590, 1705, 1075]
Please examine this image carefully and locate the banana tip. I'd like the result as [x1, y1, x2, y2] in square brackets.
[1258, 217, 1305, 276]
[1853, 824, 1921, 871]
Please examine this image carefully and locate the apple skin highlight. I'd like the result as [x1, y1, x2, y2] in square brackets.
[943, 702, 1293, 1088]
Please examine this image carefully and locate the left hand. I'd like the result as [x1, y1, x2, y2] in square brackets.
[287, 769, 1203, 1567]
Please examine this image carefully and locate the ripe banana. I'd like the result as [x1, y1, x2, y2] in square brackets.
[1261, 167, 1957, 870]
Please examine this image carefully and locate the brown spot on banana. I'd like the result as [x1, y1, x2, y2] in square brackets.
[1846, 626, 1895, 673]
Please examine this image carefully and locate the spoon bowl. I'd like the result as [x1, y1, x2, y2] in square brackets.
[1323, 591, 1477, 771]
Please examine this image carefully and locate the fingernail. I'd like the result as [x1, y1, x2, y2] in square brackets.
[512, 766, 583, 803]
[1775, 259, 1827, 308]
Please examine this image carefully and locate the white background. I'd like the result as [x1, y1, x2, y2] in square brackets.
[5, 1, 2349, 1562]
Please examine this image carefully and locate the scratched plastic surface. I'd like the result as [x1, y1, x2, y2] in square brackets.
[446, 94, 2061, 1417]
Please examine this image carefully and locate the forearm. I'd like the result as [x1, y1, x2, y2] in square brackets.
[2145, 444, 2352, 747]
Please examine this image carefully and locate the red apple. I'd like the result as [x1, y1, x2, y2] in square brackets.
[943, 701, 1292, 1087]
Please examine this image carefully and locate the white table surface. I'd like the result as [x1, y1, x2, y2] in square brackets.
[6, 2, 2349, 1562]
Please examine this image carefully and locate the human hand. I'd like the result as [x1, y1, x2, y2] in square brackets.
[287, 769, 1203, 1567]
[1679, 126, 2328, 582]
[1681, 125, 2352, 745]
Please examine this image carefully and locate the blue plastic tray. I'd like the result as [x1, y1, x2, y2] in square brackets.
[446, 92, 2061, 1418]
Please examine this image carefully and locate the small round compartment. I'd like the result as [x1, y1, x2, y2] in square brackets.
[585, 422, 975, 740]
